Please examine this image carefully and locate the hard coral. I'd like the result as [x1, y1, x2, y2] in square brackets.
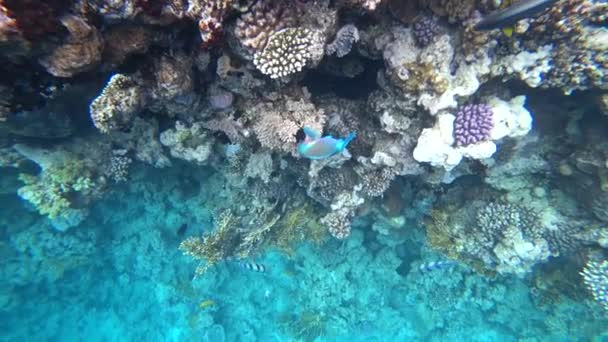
[412, 15, 439, 48]
[0, 0, 70, 41]
[235, 0, 297, 51]
[581, 257, 608, 311]
[326, 24, 359, 58]
[453, 103, 494, 147]
[253, 27, 323, 79]
[249, 93, 326, 152]
[179, 210, 239, 276]
[425, 0, 475, 22]
[186, 0, 235, 45]
[39, 15, 104, 77]
[90, 73, 147, 133]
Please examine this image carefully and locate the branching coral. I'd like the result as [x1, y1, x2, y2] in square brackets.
[253, 27, 323, 79]
[14, 144, 105, 231]
[427, 201, 552, 276]
[321, 186, 364, 239]
[248, 93, 326, 152]
[179, 210, 240, 276]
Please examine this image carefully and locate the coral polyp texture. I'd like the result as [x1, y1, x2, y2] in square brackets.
[3, 0, 608, 339]
[253, 27, 323, 79]
[453, 103, 494, 147]
[581, 258, 608, 311]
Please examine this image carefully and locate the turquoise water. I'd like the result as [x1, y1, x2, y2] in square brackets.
[2, 0, 608, 340]
[2, 165, 607, 341]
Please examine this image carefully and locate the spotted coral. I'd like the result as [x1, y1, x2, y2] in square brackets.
[90, 73, 147, 133]
[234, 0, 297, 51]
[253, 27, 323, 79]
[580, 257, 608, 311]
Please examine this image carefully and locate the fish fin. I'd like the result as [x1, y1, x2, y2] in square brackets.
[502, 26, 514, 37]
[303, 126, 321, 139]
[343, 131, 356, 147]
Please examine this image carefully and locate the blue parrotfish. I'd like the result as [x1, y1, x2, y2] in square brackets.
[297, 127, 356, 160]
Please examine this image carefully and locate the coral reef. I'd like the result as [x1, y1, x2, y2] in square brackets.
[2, 0, 608, 339]
[581, 257, 608, 311]
[253, 27, 324, 79]
[326, 24, 359, 58]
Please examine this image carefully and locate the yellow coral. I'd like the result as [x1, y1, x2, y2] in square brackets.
[179, 210, 238, 276]
[272, 202, 327, 255]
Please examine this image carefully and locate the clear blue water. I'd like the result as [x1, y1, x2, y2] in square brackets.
[2, 165, 606, 341]
[1, 0, 608, 340]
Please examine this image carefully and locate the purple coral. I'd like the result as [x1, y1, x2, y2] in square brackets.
[453, 103, 494, 146]
[413, 16, 439, 47]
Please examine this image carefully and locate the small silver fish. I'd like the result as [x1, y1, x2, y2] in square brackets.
[297, 127, 356, 160]
[418, 260, 456, 272]
[239, 261, 267, 273]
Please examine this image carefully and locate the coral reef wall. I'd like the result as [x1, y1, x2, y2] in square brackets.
[1, 0, 608, 339]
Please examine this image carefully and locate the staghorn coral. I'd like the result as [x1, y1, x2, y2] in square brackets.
[179, 210, 240, 276]
[90, 73, 147, 133]
[38, 15, 104, 78]
[326, 24, 359, 58]
[253, 27, 323, 79]
[234, 0, 297, 52]
[453, 103, 494, 147]
[580, 257, 608, 311]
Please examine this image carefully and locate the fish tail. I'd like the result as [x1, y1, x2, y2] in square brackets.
[343, 132, 357, 147]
